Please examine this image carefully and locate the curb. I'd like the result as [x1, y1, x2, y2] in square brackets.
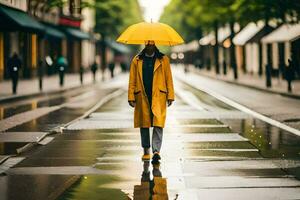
[62, 88, 125, 132]
[192, 69, 300, 100]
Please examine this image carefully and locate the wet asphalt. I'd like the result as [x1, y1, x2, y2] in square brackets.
[0, 73, 300, 199]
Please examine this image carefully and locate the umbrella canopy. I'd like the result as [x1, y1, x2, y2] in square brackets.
[116, 22, 184, 46]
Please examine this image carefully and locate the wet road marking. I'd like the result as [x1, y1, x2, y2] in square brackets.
[175, 73, 300, 137]
[0, 157, 25, 174]
[7, 166, 114, 175]
[38, 136, 55, 145]
[0, 106, 61, 132]
[0, 132, 48, 143]
[64, 88, 125, 130]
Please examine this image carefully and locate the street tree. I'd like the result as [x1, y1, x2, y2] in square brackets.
[94, 0, 142, 71]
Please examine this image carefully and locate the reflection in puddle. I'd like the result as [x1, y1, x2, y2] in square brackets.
[0, 142, 28, 155]
[222, 118, 300, 159]
[130, 161, 168, 200]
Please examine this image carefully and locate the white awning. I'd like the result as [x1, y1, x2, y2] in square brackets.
[199, 33, 215, 46]
[172, 40, 199, 52]
[261, 23, 300, 43]
[218, 24, 240, 43]
[199, 24, 240, 46]
[233, 21, 265, 45]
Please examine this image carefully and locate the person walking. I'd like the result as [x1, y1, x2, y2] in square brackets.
[7, 52, 22, 94]
[286, 59, 295, 92]
[128, 40, 175, 163]
[108, 61, 115, 78]
[91, 61, 98, 83]
[56, 55, 68, 87]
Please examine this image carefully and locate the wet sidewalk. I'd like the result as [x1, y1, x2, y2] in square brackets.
[184, 64, 300, 99]
[173, 65, 300, 131]
[0, 68, 119, 102]
[2, 74, 299, 199]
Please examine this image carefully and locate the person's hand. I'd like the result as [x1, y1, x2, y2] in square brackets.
[128, 101, 136, 107]
[167, 100, 174, 107]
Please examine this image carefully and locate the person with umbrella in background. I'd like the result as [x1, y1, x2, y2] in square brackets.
[7, 52, 22, 94]
[56, 55, 68, 87]
[117, 21, 184, 164]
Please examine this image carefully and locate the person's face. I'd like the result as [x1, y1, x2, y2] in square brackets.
[145, 41, 156, 54]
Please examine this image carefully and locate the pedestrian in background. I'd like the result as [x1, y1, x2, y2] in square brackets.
[56, 55, 68, 87]
[7, 52, 22, 94]
[38, 59, 45, 91]
[286, 59, 295, 92]
[128, 40, 175, 164]
[91, 61, 98, 83]
[108, 61, 115, 78]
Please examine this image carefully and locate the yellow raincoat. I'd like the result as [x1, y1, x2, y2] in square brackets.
[128, 54, 175, 128]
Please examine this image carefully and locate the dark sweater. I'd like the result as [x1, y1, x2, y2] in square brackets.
[142, 55, 155, 106]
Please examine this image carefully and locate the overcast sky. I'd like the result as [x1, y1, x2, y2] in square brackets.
[138, 0, 171, 22]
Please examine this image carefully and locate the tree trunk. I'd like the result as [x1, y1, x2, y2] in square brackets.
[229, 21, 237, 79]
[214, 21, 220, 74]
[266, 43, 272, 87]
[278, 42, 285, 79]
[100, 35, 107, 72]
[258, 43, 263, 76]
[265, 14, 272, 88]
[242, 46, 246, 73]
[223, 47, 227, 75]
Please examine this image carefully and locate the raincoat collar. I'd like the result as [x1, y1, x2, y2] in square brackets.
[137, 47, 164, 60]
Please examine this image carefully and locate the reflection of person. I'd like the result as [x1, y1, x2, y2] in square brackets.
[128, 40, 175, 163]
[133, 162, 168, 199]
[7, 52, 22, 94]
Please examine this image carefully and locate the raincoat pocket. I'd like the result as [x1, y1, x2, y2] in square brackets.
[159, 89, 167, 94]
[134, 90, 141, 95]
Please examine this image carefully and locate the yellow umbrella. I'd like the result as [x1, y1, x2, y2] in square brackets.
[116, 22, 184, 46]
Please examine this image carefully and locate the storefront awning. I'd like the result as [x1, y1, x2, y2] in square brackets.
[233, 22, 265, 46]
[261, 23, 300, 43]
[199, 33, 215, 46]
[43, 23, 65, 39]
[106, 40, 131, 54]
[172, 40, 199, 53]
[63, 27, 90, 40]
[0, 5, 44, 33]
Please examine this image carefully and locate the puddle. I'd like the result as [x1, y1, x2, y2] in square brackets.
[59, 161, 170, 200]
[58, 175, 128, 200]
[0, 142, 28, 155]
[222, 118, 300, 159]
[0, 174, 79, 200]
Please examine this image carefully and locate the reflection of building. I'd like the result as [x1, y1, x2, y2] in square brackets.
[0, 0, 95, 81]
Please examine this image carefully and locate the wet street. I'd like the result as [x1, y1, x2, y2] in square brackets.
[1, 69, 300, 200]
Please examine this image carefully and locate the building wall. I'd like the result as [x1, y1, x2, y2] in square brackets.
[0, 32, 3, 80]
[245, 43, 259, 74]
[284, 42, 291, 65]
[0, 0, 27, 11]
[235, 46, 244, 70]
[81, 3, 95, 68]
